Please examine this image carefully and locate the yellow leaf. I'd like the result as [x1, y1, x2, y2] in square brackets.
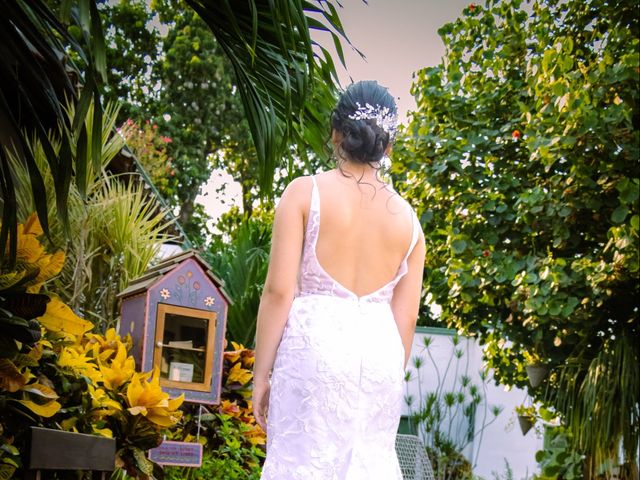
[167, 393, 184, 411]
[29, 250, 66, 290]
[27, 342, 44, 362]
[92, 426, 113, 438]
[128, 405, 148, 416]
[21, 213, 43, 236]
[57, 347, 101, 383]
[16, 232, 45, 264]
[38, 297, 93, 337]
[146, 408, 182, 427]
[226, 363, 252, 385]
[88, 385, 122, 417]
[0, 270, 26, 290]
[60, 417, 78, 431]
[99, 342, 135, 390]
[0, 359, 28, 393]
[17, 399, 61, 417]
[0, 464, 17, 480]
[22, 382, 59, 399]
[125, 369, 182, 427]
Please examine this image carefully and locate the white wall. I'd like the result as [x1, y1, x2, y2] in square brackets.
[403, 327, 543, 480]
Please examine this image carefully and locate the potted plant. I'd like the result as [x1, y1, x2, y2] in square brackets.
[515, 405, 536, 436]
[523, 351, 549, 388]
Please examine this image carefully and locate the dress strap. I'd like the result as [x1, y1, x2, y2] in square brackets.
[310, 175, 319, 216]
[402, 209, 420, 263]
[304, 176, 321, 248]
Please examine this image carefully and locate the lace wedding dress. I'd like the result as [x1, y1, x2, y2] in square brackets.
[261, 176, 420, 480]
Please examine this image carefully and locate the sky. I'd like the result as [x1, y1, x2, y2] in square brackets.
[312, 0, 471, 120]
[196, 0, 471, 222]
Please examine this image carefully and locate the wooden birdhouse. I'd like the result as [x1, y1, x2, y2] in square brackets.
[117, 250, 230, 404]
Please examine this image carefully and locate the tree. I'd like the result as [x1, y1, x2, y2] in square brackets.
[1, 0, 349, 258]
[99, 0, 341, 240]
[394, 0, 638, 476]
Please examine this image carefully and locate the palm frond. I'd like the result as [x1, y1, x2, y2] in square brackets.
[0, 0, 106, 265]
[185, 0, 354, 196]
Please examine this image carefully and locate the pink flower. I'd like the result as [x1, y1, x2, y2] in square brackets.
[161, 136, 173, 143]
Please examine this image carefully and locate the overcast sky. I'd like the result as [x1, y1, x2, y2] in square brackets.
[312, 0, 471, 120]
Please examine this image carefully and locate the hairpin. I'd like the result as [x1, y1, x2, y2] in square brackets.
[348, 102, 398, 137]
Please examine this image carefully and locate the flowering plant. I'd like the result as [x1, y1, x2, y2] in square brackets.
[0, 215, 183, 479]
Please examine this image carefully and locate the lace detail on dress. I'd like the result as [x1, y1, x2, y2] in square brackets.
[261, 175, 418, 480]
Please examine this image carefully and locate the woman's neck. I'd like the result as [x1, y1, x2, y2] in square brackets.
[336, 158, 382, 182]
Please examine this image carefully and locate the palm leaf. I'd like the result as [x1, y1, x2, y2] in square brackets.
[0, 0, 106, 266]
[185, 0, 355, 196]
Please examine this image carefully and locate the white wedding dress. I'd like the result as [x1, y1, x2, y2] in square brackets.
[261, 177, 419, 480]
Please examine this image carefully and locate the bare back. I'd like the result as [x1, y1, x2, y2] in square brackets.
[311, 170, 415, 298]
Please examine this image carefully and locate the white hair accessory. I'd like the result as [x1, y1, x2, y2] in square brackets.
[348, 102, 398, 138]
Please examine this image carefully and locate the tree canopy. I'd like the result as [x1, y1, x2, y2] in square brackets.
[394, 0, 638, 475]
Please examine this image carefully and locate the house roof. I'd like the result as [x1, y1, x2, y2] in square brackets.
[117, 249, 232, 304]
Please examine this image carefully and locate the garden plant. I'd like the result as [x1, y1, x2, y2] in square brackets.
[404, 334, 503, 480]
[394, 0, 639, 476]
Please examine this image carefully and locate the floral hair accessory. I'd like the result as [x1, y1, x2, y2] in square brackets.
[348, 102, 398, 137]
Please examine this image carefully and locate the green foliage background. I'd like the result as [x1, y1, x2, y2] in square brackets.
[393, 0, 638, 475]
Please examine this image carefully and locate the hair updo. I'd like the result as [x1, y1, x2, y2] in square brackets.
[331, 80, 398, 165]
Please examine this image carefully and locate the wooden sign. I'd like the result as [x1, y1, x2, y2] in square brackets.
[148, 441, 203, 467]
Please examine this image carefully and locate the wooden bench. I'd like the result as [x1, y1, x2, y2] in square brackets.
[27, 427, 116, 480]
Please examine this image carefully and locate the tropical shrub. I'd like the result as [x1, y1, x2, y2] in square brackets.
[0, 216, 183, 479]
[206, 213, 272, 347]
[118, 118, 175, 199]
[164, 341, 265, 479]
[534, 426, 583, 480]
[394, 0, 639, 475]
[8, 100, 174, 330]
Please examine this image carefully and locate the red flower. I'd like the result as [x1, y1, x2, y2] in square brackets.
[161, 136, 172, 143]
[469, 3, 476, 11]
[482, 250, 490, 257]
[512, 129, 521, 139]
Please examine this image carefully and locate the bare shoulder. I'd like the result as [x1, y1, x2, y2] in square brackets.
[385, 187, 417, 218]
[277, 175, 314, 211]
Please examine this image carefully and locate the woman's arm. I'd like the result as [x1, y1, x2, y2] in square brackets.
[391, 226, 426, 367]
[252, 177, 308, 429]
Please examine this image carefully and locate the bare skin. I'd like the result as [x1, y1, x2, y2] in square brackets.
[252, 143, 426, 432]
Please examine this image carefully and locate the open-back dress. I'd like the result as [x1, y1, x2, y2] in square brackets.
[261, 176, 420, 480]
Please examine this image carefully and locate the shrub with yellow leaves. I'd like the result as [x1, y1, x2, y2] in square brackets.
[0, 215, 183, 480]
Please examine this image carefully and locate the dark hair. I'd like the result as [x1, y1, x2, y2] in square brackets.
[331, 80, 397, 165]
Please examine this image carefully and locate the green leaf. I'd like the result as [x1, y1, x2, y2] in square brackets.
[451, 239, 467, 254]
[611, 205, 629, 224]
[132, 447, 154, 476]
